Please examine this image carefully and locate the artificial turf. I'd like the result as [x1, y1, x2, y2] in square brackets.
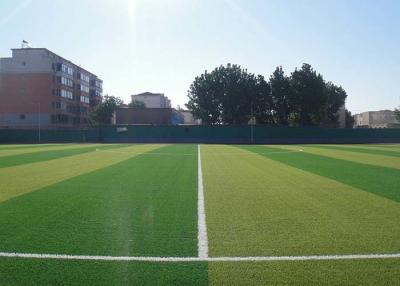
[312, 144, 400, 157]
[0, 145, 198, 257]
[240, 145, 400, 202]
[0, 143, 399, 285]
[0, 144, 126, 168]
[201, 145, 400, 257]
[278, 145, 400, 169]
[0, 258, 208, 286]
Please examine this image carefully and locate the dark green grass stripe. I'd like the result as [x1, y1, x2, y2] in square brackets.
[0, 144, 198, 257]
[313, 145, 400, 157]
[0, 258, 208, 286]
[0, 144, 127, 168]
[240, 145, 400, 202]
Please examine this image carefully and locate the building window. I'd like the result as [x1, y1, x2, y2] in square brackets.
[95, 80, 102, 89]
[19, 114, 26, 120]
[59, 89, 73, 99]
[80, 73, 90, 83]
[60, 63, 74, 76]
[51, 114, 69, 124]
[80, 84, 90, 93]
[80, 95, 90, 104]
[60, 76, 73, 87]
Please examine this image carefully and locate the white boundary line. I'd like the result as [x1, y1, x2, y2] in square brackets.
[0, 252, 399, 262]
[197, 144, 209, 259]
[2, 146, 398, 263]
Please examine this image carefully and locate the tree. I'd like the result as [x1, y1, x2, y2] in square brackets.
[186, 70, 222, 124]
[253, 75, 273, 124]
[323, 82, 348, 127]
[186, 64, 272, 124]
[128, 100, 146, 109]
[395, 107, 400, 122]
[345, 109, 355, 128]
[90, 95, 124, 125]
[269, 66, 291, 124]
[289, 64, 328, 126]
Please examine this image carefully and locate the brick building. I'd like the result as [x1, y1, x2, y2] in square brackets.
[0, 47, 102, 129]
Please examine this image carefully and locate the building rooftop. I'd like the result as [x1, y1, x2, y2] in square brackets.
[8, 47, 97, 77]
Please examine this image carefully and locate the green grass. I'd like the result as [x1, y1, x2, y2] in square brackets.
[240, 145, 400, 202]
[0, 143, 399, 285]
[208, 259, 400, 285]
[0, 144, 126, 168]
[201, 145, 400, 257]
[312, 144, 400, 157]
[0, 145, 198, 257]
[0, 258, 208, 286]
[0, 144, 60, 151]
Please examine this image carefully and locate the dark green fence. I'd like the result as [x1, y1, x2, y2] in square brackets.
[1, 125, 400, 144]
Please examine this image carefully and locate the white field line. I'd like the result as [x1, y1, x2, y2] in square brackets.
[0, 252, 399, 262]
[197, 144, 209, 259]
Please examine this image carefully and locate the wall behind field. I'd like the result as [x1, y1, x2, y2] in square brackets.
[1, 125, 400, 144]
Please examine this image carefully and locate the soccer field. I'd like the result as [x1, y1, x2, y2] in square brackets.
[0, 143, 399, 285]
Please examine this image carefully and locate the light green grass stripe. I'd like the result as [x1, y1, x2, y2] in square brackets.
[0, 144, 101, 158]
[209, 259, 400, 286]
[202, 145, 400, 257]
[276, 145, 400, 170]
[313, 145, 400, 157]
[0, 144, 165, 203]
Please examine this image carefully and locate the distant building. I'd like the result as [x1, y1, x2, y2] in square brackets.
[354, 110, 399, 128]
[131, 92, 171, 108]
[337, 105, 346, 128]
[0, 47, 102, 129]
[115, 107, 183, 125]
[179, 109, 201, 125]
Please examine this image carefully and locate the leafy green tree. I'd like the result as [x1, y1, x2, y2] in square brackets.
[323, 82, 348, 127]
[289, 64, 327, 126]
[90, 95, 124, 125]
[186, 70, 222, 124]
[128, 100, 146, 109]
[253, 75, 273, 124]
[269, 66, 291, 124]
[186, 64, 272, 124]
[345, 109, 355, 128]
[395, 108, 400, 122]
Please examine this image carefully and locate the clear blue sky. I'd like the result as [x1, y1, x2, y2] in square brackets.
[1, 0, 399, 113]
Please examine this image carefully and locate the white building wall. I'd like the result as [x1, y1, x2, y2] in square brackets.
[131, 92, 171, 108]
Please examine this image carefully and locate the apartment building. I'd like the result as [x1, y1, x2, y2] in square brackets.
[131, 92, 171, 108]
[0, 47, 103, 129]
[354, 110, 399, 128]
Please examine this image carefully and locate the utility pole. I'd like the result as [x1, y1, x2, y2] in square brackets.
[250, 102, 254, 144]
